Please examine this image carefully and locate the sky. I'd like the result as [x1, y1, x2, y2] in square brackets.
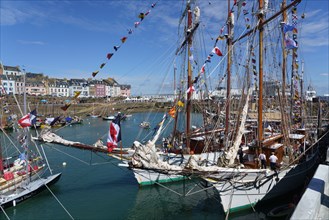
[0, 0, 328, 96]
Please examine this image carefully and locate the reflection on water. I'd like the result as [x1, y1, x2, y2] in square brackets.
[127, 180, 223, 220]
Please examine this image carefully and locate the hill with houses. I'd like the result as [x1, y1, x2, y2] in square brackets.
[0, 65, 131, 98]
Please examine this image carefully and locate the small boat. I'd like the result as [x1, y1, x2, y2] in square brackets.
[102, 115, 115, 120]
[66, 116, 83, 125]
[139, 121, 150, 129]
[1, 79, 61, 209]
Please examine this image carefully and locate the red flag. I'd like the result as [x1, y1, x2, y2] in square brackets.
[200, 64, 205, 73]
[121, 37, 127, 43]
[186, 86, 195, 94]
[60, 103, 71, 111]
[107, 53, 113, 59]
[212, 47, 223, 56]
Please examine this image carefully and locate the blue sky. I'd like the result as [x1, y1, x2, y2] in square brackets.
[0, 0, 328, 96]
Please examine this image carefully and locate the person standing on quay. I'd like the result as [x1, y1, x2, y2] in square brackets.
[259, 151, 267, 169]
[269, 152, 278, 171]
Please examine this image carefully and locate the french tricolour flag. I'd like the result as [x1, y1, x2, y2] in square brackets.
[107, 115, 121, 152]
[18, 109, 37, 128]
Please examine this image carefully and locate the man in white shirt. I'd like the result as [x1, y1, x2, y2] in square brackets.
[269, 152, 278, 170]
[259, 151, 266, 169]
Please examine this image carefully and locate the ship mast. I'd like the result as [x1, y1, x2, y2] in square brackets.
[186, 2, 192, 152]
[300, 60, 304, 126]
[257, 0, 264, 150]
[281, 0, 287, 101]
[225, 0, 232, 142]
[230, 0, 301, 150]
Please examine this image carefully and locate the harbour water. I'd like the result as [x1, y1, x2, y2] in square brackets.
[1, 112, 303, 219]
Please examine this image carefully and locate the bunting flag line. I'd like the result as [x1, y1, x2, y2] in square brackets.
[60, 91, 81, 111]
[91, 2, 158, 78]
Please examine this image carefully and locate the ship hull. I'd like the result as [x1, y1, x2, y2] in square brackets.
[0, 173, 62, 209]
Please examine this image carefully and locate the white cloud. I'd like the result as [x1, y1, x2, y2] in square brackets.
[299, 9, 329, 48]
[17, 40, 45, 45]
[0, 7, 29, 25]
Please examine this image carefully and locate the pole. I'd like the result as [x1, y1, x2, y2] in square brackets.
[186, 3, 192, 153]
[258, 0, 264, 151]
[225, 0, 232, 142]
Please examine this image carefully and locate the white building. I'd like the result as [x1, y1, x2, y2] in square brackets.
[306, 85, 316, 101]
[69, 79, 89, 98]
[1, 65, 22, 76]
[0, 76, 16, 94]
[48, 80, 70, 97]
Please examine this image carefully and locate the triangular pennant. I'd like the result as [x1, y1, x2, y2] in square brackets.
[114, 46, 120, 51]
[107, 53, 113, 59]
[92, 71, 99, 77]
[100, 63, 106, 69]
[212, 47, 223, 56]
[121, 37, 127, 43]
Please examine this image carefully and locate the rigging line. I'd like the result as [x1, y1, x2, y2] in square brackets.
[31, 137, 53, 175]
[0, 205, 10, 220]
[46, 144, 91, 166]
[225, 183, 234, 220]
[281, 129, 329, 170]
[0, 127, 24, 154]
[43, 183, 74, 220]
[206, 25, 251, 80]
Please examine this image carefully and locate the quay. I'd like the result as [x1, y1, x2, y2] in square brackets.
[291, 147, 329, 220]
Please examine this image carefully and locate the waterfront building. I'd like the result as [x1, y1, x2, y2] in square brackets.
[0, 75, 16, 95]
[0, 65, 22, 76]
[69, 79, 89, 98]
[48, 80, 70, 97]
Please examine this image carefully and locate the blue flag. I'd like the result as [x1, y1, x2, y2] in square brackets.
[282, 23, 297, 34]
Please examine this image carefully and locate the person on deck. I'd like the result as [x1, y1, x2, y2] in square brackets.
[269, 152, 278, 171]
[238, 147, 244, 164]
[259, 151, 267, 169]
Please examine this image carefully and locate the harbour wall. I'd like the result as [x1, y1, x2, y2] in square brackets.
[291, 148, 329, 220]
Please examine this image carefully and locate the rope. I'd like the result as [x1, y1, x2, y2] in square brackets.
[43, 183, 75, 220]
[0, 205, 10, 220]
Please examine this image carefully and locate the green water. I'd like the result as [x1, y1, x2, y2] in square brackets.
[0, 112, 297, 219]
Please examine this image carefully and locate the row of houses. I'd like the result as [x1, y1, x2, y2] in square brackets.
[0, 65, 131, 98]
